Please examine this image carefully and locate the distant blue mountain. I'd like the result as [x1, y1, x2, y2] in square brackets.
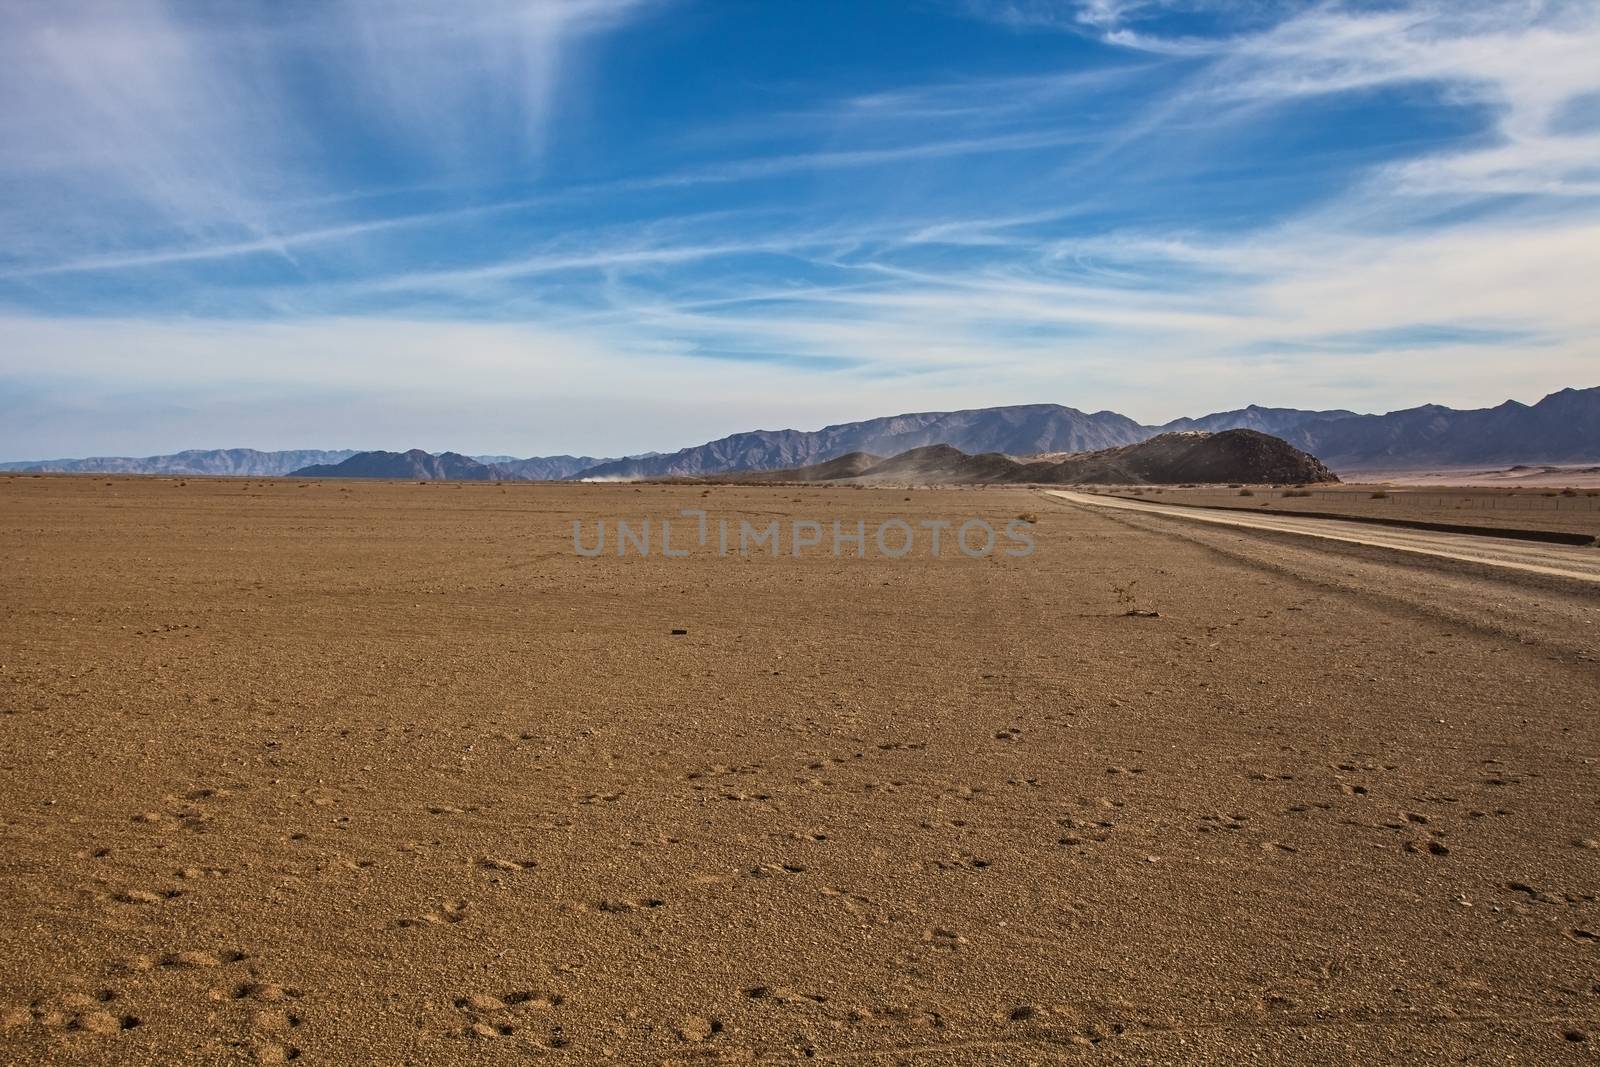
[0, 448, 359, 476]
[7, 387, 1596, 479]
[569, 389, 1599, 478]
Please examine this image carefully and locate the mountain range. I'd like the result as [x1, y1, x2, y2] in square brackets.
[472, 454, 620, 480]
[570, 404, 1158, 480]
[3, 387, 1594, 479]
[0, 447, 638, 480]
[571, 388, 1596, 478]
[718, 430, 1336, 486]
[1280, 388, 1600, 469]
[0, 448, 360, 477]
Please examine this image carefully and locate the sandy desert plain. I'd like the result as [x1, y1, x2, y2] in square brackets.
[2, 473, 1599, 1066]
[1082, 483, 1600, 539]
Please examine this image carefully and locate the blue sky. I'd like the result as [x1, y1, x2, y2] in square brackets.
[1, 0, 1597, 459]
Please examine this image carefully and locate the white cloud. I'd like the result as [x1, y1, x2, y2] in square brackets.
[0, 0, 644, 256]
[2, 0, 1596, 458]
[1174, 2, 1600, 200]
[326, 0, 640, 170]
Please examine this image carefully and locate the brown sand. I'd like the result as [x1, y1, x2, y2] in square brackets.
[1096, 483, 1600, 539]
[2, 475, 1598, 1065]
[1347, 465, 1600, 489]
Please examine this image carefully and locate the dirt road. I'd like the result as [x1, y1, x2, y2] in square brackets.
[1046, 489, 1600, 584]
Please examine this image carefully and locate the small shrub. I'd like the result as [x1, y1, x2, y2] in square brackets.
[1227, 483, 1243, 489]
[1238, 488, 1255, 497]
[1370, 490, 1388, 499]
[1283, 489, 1313, 498]
[1016, 512, 1038, 524]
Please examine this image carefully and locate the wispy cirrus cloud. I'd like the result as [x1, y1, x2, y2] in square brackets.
[1, 1, 1597, 459]
[326, 0, 641, 170]
[0, 0, 644, 254]
[1122, 1, 1600, 201]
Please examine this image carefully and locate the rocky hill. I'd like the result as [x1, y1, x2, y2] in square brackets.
[1044, 429, 1338, 485]
[291, 450, 508, 481]
[740, 430, 1337, 486]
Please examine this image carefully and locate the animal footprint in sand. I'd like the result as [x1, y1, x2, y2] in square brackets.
[4, 992, 142, 1038]
[594, 897, 665, 914]
[176, 866, 231, 880]
[922, 927, 967, 951]
[677, 1015, 722, 1042]
[426, 804, 480, 816]
[158, 949, 249, 969]
[232, 981, 306, 1063]
[232, 980, 304, 1004]
[745, 985, 829, 1007]
[111, 887, 186, 905]
[1059, 816, 1114, 846]
[396, 899, 469, 927]
[453, 990, 567, 1045]
[818, 886, 889, 926]
[747, 862, 806, 879]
